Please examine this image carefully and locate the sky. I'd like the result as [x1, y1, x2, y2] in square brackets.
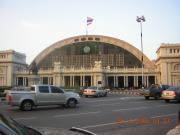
[0, 0, 180, 64]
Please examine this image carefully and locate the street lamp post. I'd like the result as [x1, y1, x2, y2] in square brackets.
[136, 16, 145, 88]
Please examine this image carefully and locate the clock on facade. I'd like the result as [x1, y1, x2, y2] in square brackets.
[83, 46, 90, 53]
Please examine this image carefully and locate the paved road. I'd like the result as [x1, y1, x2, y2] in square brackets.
[0, 94, 179, 135]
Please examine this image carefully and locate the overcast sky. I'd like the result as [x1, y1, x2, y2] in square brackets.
[0, 0, 180, 64]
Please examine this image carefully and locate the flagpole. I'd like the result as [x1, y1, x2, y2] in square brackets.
[86, 25, 88, 35]
[86, 17, 93, 35]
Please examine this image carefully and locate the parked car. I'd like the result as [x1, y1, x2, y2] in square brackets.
[83, 86, 107, 97]
[6, 85, 80, 111]
[0, 112, 96, 135]
[140, 84, 169, 100]
[162, 86, 180, 103]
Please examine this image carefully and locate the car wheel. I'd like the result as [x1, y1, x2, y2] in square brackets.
[85, 95, 88, 98]
[21, 101, 33, 111]
[97, 93, 100, 97]
[67, 99, 77, 108]
[145, 96, 149, 100]
[154, 93, 160, 100]
[165, 99, 170, 103]
[104, 92, 107, 97]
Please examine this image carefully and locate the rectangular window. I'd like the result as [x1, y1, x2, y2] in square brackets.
[42, 77, 48, 84]
[170, 49, 172, 53]
[174, 49, 176, 53]
[88, 37, 93, 40]
[81, 38, 86, 41]
[95, 38, 100, 41]
[39, 86, 49, 93]
[74, 39, 79, 42]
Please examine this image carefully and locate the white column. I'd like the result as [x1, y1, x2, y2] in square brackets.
[62, 76, 65, 86]
[144, 76, 147, 87]
[147, 76, 149, 87]
[83, 76, 85, 86]
[23, 77, 25, 86]
[72, 76, 74, 87]
[25, 77, 27, 86]
[116, 76, 118, 87]
[114, 76, 116, 87]
[126, 76, 128, 87]
[80, 76, 82, 86]
[70, 76, 72, 87]
[136, 76, 138, 87]
[61, 75, 64, 86]
[94, 75, 97, 86]
[137, 76, 139, 88]
[134, 76, 136, 88]
[91, 75, 93, 86]
[124, 76, 126, 87]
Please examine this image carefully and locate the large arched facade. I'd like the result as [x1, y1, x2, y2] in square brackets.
[16, 35, 157, 88]
[34, 35, 155, 69]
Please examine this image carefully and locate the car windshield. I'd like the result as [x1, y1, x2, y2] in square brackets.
[0, 113, 40, 135]
[87, 86, 97, 89]
[168, 86, 180, 91]
[145, 85, 158, 90]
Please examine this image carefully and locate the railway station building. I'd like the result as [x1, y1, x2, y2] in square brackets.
[0, 35, 180, 88]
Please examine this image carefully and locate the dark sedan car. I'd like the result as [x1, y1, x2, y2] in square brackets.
[140, 84, 169, 100]
[162, 86, 180, 103]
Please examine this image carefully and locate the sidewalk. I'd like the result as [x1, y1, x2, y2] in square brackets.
[166, 125, 180, 135]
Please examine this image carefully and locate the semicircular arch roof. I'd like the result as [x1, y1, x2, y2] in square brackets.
[33, 35, 155, 68]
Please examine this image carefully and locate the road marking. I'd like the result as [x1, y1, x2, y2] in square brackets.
[120, 97, 141, 100]
[14, 117, 36, 120]
[84, 98, 124, 103]
[90, 100, 155, 107]
[84, 97, 141, 103]
[155, 104, 176, 107]
[151, 113, 177, 118]
[113, 106, 147, 112]
[81, 113, 177, 129]
[91, 102, 126, 107]
[112, 104, 178, 112]
[53, 111, 100, 118]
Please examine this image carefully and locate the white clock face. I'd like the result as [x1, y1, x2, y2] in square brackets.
[84, 46, 90, 53]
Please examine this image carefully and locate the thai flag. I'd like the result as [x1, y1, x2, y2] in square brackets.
[87, 17, 93, 25]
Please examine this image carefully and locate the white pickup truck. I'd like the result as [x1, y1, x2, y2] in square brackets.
[6, 85, 80, 111]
